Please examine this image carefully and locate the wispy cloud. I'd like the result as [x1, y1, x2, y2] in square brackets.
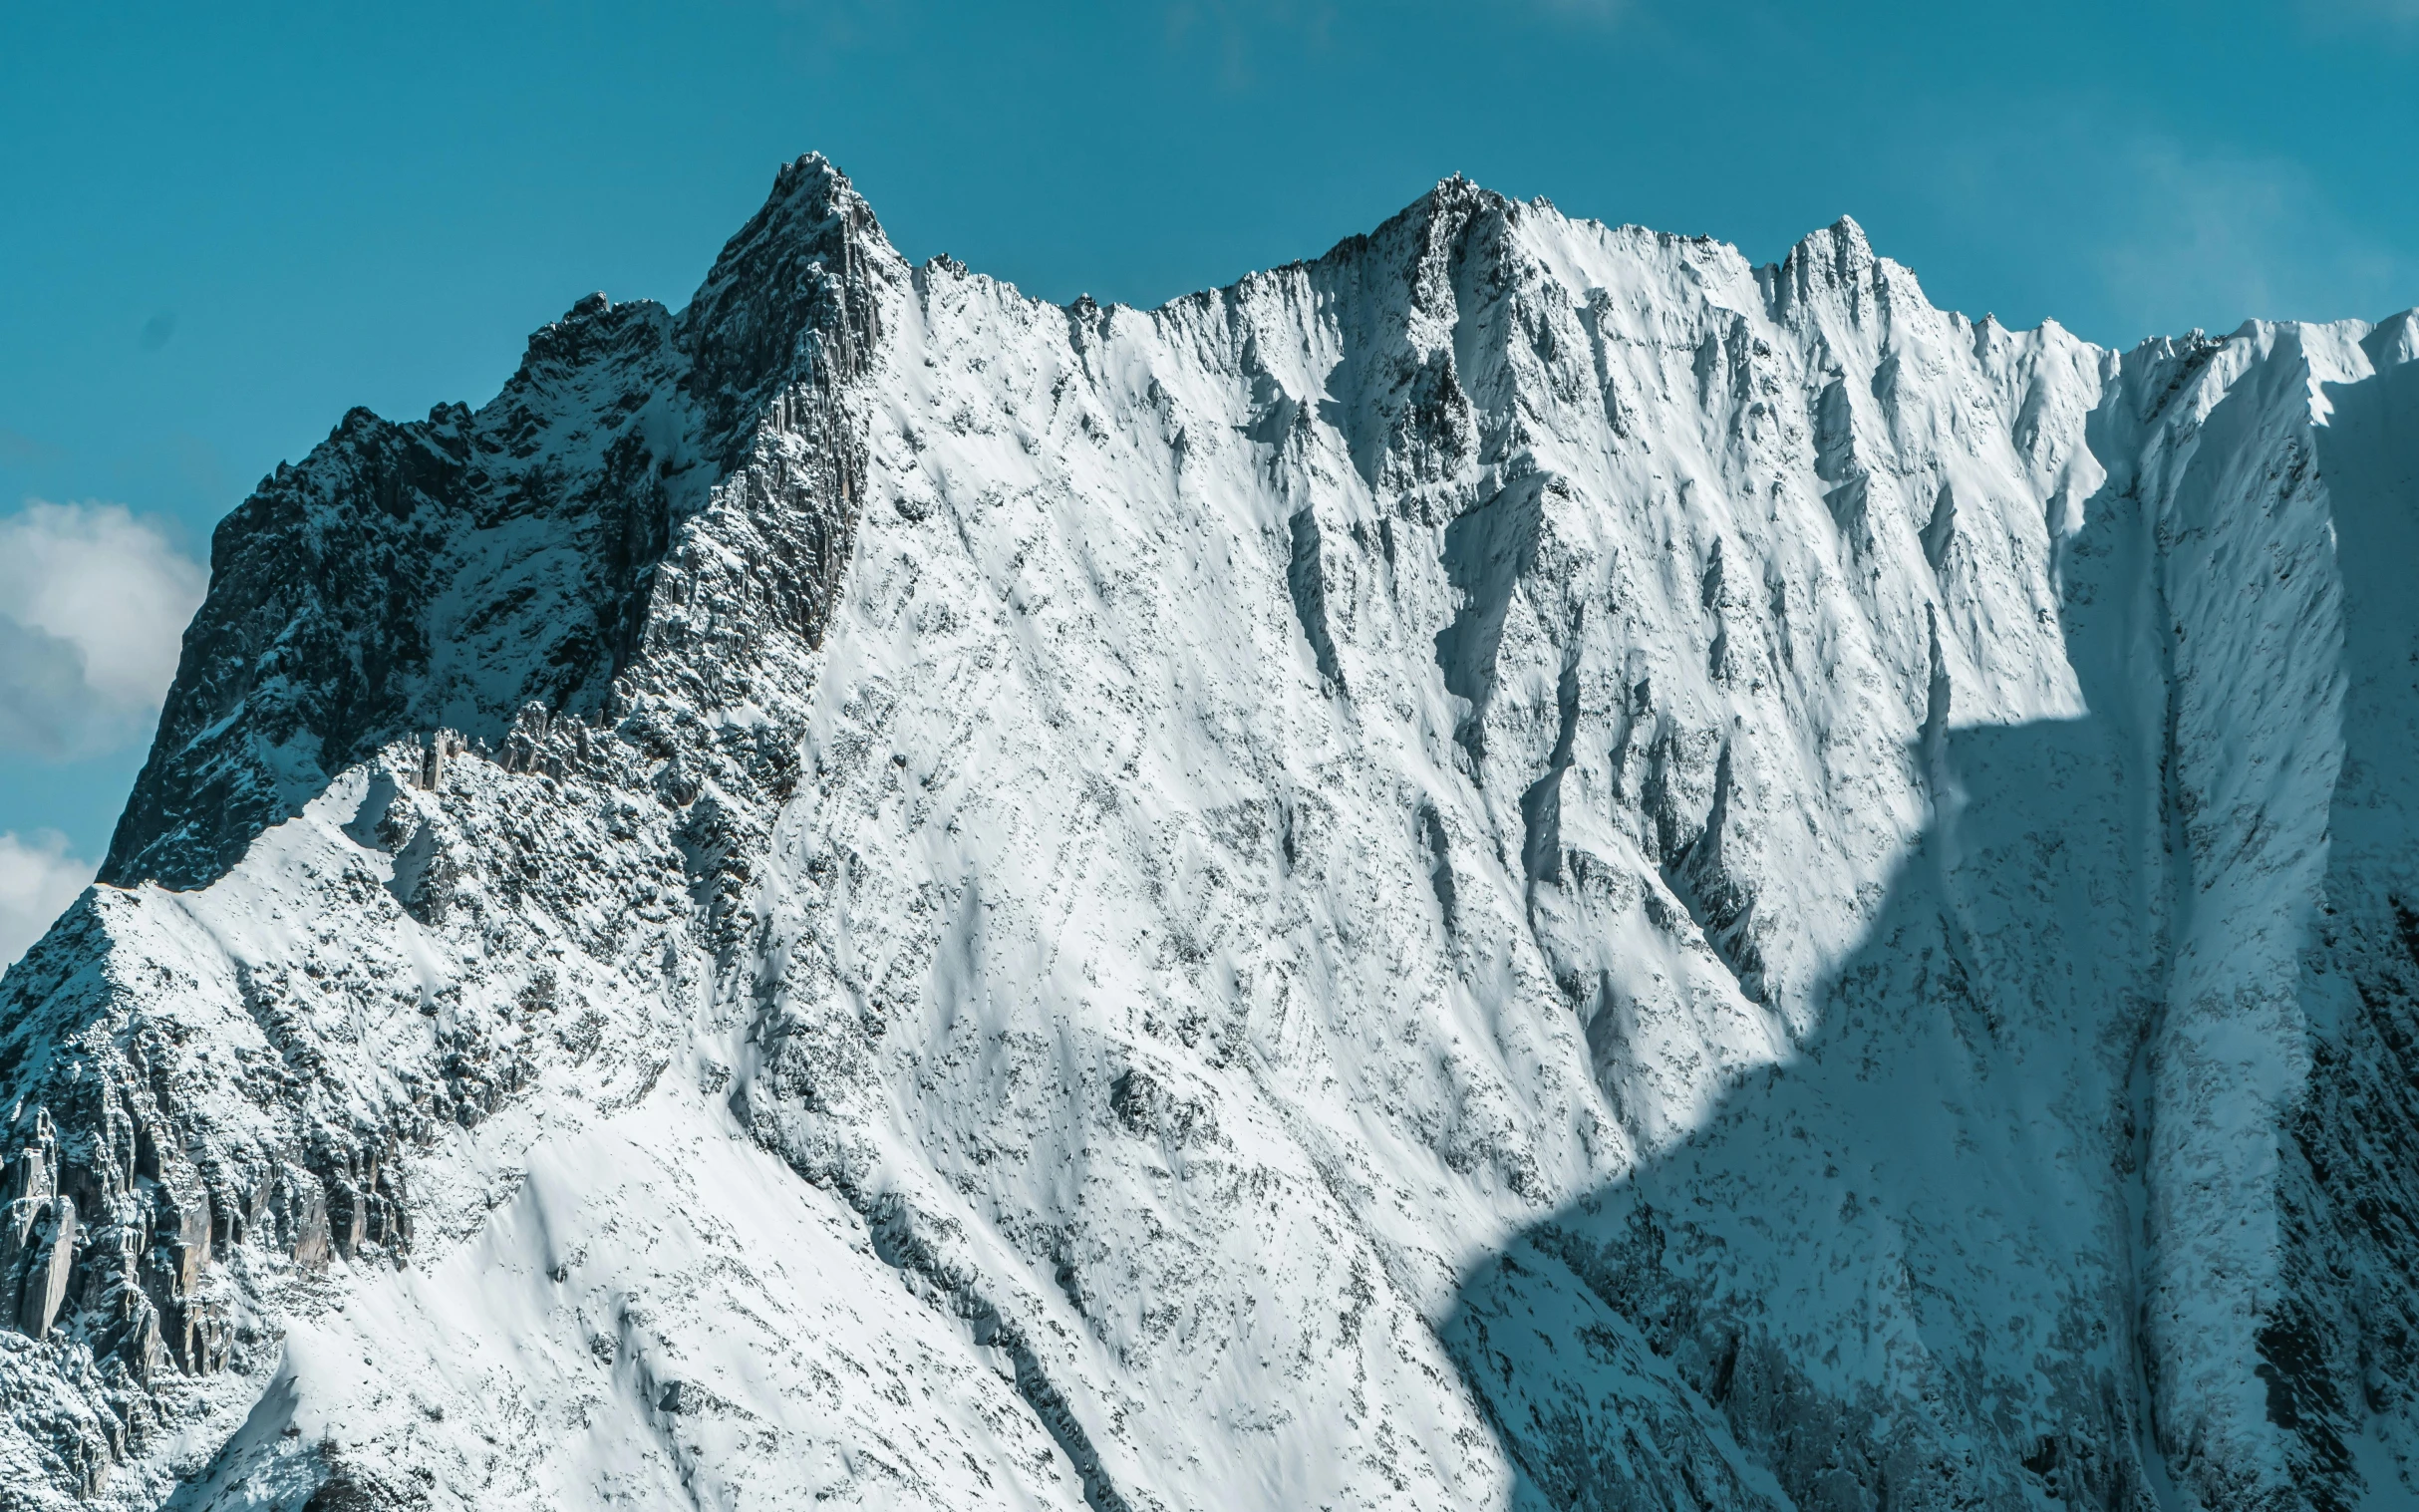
[1909, 112, 2416, 345]
[2308, 0, 2419, 34]
[0, 428, 66, 466]
[770, 0, 919, 52]
[1161, 1, 1339, 90]
[0, 500, 207, 757]
[1531, 0, 1627, 24]
[0, 829, 92, 973]
[2090, 138, 2411, 336]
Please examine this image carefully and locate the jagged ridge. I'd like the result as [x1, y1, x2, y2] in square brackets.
[0, 155, 2412, 1511]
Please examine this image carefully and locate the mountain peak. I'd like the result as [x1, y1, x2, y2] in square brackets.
[1763, 212, 1889, 321]
[762, 151, 879, 237]
[678, 151, 893, 457]
[1422, 169, 1503, 216]
[687, 152, 890, 312]
[19, 156, 2419, 1512]
[1796, 213, 1874, 274]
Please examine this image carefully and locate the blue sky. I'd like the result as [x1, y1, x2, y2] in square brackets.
[3, 0, 2417, 958]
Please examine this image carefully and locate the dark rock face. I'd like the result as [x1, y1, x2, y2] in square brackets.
[104, 153, 881, 898]
[0, 154, 884, 1503]
[101, 307, 677, 892]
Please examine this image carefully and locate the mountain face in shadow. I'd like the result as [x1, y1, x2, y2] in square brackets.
[1, 158, 2414, 1510]
[1448, 706, 2171, 1510]
[1450, 321, 2419, 1512]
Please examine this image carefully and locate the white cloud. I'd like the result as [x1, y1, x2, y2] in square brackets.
[0, 500, 207, 756]
[0, 830, 94, 973]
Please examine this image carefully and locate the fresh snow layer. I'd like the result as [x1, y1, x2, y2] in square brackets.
[0, 157, 2415, 1511]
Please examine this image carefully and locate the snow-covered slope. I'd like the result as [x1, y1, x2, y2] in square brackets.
[2, 154, 2415, 1511]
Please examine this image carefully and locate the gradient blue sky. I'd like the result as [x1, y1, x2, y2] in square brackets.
[3, 0, 2417, 939]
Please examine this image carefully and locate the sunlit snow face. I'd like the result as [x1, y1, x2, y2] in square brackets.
[7, 159, 2417, 1512]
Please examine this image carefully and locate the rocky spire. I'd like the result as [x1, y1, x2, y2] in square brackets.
[677, 152, 896, 466]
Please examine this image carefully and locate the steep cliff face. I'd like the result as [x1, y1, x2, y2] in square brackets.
[1, 155, 2414, 1510]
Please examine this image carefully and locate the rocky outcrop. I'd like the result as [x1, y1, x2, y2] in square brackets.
[1, 156, 2414, 1509]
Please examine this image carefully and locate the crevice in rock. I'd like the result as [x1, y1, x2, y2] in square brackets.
[1520, 642, 1583, 887]
[1922, 479, 1958, 572]
[1419, 801, 1457, 922]
[853, 1190, 1136, 1512]
[1656, 743, 1765, 1006]
[1286, 507, 1346, 694]
[1434, 479, 1546, 775]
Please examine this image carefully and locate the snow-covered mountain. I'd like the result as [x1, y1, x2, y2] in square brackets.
[2, 153, 2415, 1510]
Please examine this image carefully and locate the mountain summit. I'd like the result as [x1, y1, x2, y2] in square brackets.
[4, 153, 2417, 1510]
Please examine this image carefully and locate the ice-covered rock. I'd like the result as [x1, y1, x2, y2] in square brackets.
[0, 153, 2413, 1510]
